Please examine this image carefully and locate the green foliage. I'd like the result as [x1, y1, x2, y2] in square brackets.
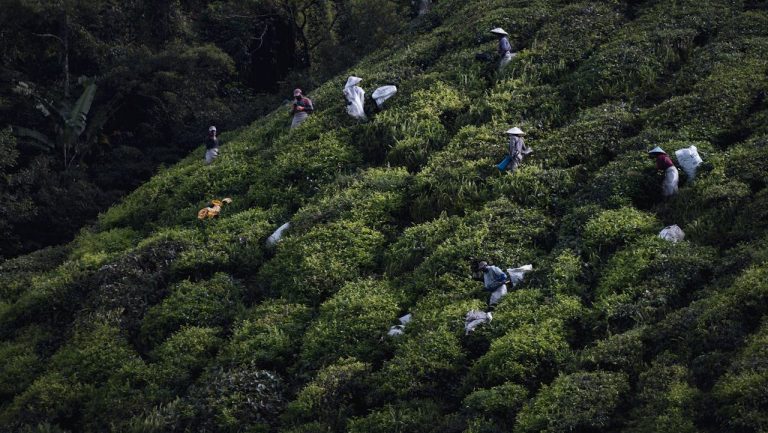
[462, 382, 529, 425]
[624, 359, 700, 433]
[151, 326, 222, 391]
[140, 273, 243, 348]
[284, 358, 371, 430]
[469, 323, 570, 388]
[258, 221, 386, 304]
[595, 236, 716, 328]
[514, 371, 630, 433]
[301, 279, 400, 367]
[712, 320, 768, 432]
[346, 400, 446, 433]
[70, 227, 141, 266]
[221, 300, 312, 370]
[186, 364, 285, 433]
[582, 207, 659, 257]
[377, 328, 466, 398]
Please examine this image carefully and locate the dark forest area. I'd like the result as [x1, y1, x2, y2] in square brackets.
[0, 0, 413, 259]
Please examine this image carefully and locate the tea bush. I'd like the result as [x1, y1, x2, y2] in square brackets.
[301, 279, 400, 367]
[185, 364, 285, 433]
[140, 273, 243, 348]
[283, 358, 371, 430]
[514, 371, 630, 433]
[151, 326, 222, 391]
[469, 322, 570, 388]
[220, 300, 312, 370]
[623, 359, 700, 433]
[376, 328, 466, 399]
[582, 207, 658, 257]
[712, 320, 768, 432]
[258, 221, 386, 304]
[462, 382, 529, 426]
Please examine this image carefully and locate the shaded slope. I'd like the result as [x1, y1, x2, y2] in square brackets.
[2, 1, 768, 432]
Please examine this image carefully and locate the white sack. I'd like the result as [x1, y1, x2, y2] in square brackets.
[506, 264, 533, 287]
[344, 76, 366, 120]
[388, 325, 405, 337]
[675, 146, 703, 180]
[465, 310, 492, 335]
[489, 285, 508, 305]
[398, 313, 412, 325]
[659, 225, 685, 243]
[266, 222, 290, 247]
[372, 85, 397, 108]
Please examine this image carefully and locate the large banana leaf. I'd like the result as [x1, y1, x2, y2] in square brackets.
[65, 80, 97, 136]
[13, 126, 55, 151]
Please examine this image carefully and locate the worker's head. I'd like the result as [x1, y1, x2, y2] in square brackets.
[293, 88, 303, 100]
[506, 127, 525, 136]
[648, 146, 666, 158]
[477, 261, 489, 271]
[208, 125, 217, 136]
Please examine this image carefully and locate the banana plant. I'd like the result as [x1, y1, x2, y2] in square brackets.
[13, 77, 102, 169]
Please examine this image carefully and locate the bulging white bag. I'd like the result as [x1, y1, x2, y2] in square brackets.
[675, 146, 703, 180]
[344, 76, 366, 120]
[659, 225, 685, 243]
[465, 310, 492, 335]
[506, 264, 533, 287]
[372, 85, 397, 108]
[266, 222, 290, 247]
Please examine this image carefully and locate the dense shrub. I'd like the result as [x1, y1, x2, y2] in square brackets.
[462, 382, 529, 426]
[258, 221, 386, 304]
[376, 328, 466, 399]
[346, 400, 446, 433]
[186, 363, 286, 433]
[283, 358, 371, 430]
[623, 359, 700, 433]
[220, 300, 312, 370]
[301, 279, 400, 367]
[712, 320, 768, 432]
[151, 326, 222, 391]
[514, 371, 630, 433]
[140, 273, 243, 348]
[469, 322, 570, 388]
[579, 326, 646, 374]
[292, 167, 412, 234]
[582, 207, 658, 258]
[594, 236, 716, 328]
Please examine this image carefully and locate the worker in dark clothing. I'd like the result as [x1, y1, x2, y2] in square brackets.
[290, 88, 314, 129]
[205, 126, 219, 164]
[491, 27, 514, 70]
[649, 146, 679, 197]
[478, 260, 508, 305]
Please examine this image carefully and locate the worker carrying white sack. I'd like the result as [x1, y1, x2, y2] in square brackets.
[648, 146, 679, 198]
[477, 261, 508, 305]
[343, 76, 367, 120]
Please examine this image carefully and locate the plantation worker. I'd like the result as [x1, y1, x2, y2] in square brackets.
[491, 27, 514, 70]
[290, 88, 314, 129]
[649, 146, 679, 197]
[478, 261, 508, 305]
[343, 76, 367, 120]
[505, 127, 530, 172]
[205, 126, 219, 164]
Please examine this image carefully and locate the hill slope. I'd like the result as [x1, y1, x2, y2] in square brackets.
[2, 0, 768, 432]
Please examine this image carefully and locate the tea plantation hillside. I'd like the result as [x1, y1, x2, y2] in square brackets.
[3, 1, 768, 432]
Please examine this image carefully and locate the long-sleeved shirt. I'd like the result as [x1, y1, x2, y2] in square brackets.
[498, 36, 512, 56]
[205, 136, 219, 150]
[509, 135, 525, 159]
[483, 266, 507, 291]
[291, 97, 314, 115]
[655, 153, 674, 171]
